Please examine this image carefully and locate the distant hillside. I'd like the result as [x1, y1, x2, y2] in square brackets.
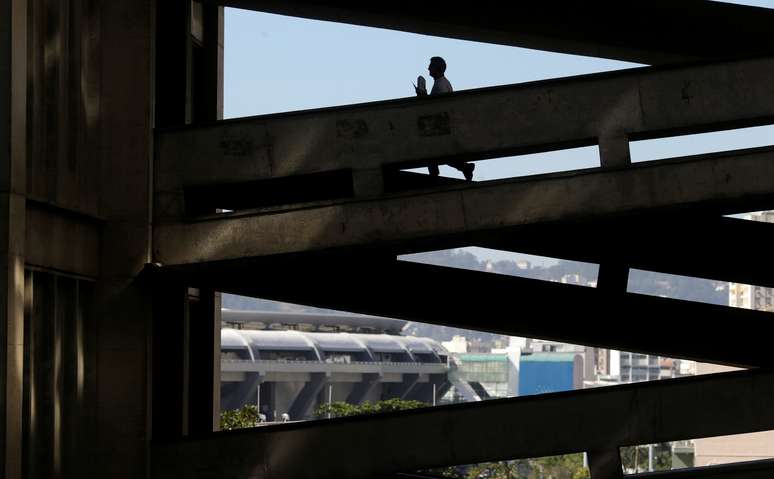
[223, 248, 728, 343]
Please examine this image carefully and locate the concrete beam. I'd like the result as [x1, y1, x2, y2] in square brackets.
[155, 56, 774, 214]
[25, 202, 102, 278]
[151, 369, 774, 479]
[206, 0, 774, 65]
[473, 215, 774, 289]
[400, 460, 774, 479]
[158, 258, 774, 368]
[154, 146, 774, 265]
[635, 459, 774, 479]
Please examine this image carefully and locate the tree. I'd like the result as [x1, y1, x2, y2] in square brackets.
[313, 398, 427, 418]
[424, 453, 590, 479]
[220, 404, 264, 430]
[620, 444, 672, 473]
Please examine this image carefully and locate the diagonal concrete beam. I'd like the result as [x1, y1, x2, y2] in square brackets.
[634, 459, 774, 479]
[398, 459, 774, 479]
[155, 56, 774, 212]
[151, 369, 774, 479]
[153, 146, 774, 266]
[470, 215, 774, 290]
[206, 0, 774, 65]
[152, 258, 774, 368]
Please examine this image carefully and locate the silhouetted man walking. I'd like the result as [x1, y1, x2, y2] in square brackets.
[415, 56, 474, 180]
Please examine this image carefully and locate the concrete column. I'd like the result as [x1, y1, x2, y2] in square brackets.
[155, 0, 192, 127]
[23, 272, 93, 479]
[0, 0, 26, 478]
[193, 3, 222, 123]
[288, 373, 326, 420]
[95, 0, 154, 476]
[345, 373, 379, 405]
[221, 372, 262, 411]
[407, 374, 448, 404]
[387, 373, 419, 400]
[152, 284, 222, 437]
[187, 288, 221, 434]
[25, 272, 55, 479]
[598, 132, 632, 169]
[588, 449, 624, 479]
[596, 262, 629, 296]
[151, 281, 189, 439]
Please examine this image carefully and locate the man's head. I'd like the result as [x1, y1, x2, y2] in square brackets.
[428, 56, 446, 79]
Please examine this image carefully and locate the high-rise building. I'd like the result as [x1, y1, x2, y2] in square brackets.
[619, 352, 661, 383]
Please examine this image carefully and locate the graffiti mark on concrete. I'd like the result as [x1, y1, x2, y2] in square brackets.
[418, 112, 451, 136]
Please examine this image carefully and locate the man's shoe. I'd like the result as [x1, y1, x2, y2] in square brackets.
[462, 163, 475, 181]
[428, 164, 440, 176]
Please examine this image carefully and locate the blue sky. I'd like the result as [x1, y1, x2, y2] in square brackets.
[223, 1, 774, 265]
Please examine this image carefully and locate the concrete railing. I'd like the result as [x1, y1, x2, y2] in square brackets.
[155, 56, 774, 218]
[153, 369, 774, 479]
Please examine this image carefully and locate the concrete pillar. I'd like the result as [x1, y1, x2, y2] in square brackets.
[598, 132, 631, 169]
[151, 281, 188, 439]
[345, 373, 379, 405]
[0, 0, 26, 477]
[221, 372, 262, 411]
[24, 272, 94, 479]
[193, 4, 222, 123]
[387, 373, 419, 400]
[95, 1, 154, 476]
[596, 262, 629, 296]
[588, 449, 624, 479]
[151, 283, 223, 438]
[435, 379, 451, 399]
[27, 273, 57, 479]
[187, 288, 221, 433]
[288, 373, 326, 420]
[155, 0, 192, 127]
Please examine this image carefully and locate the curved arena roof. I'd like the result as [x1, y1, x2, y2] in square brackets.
[222, 328, 448, 364]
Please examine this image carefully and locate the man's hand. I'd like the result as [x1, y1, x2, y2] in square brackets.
[415, 75, 427, 96]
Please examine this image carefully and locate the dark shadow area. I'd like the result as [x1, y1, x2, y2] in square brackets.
[184, 169, 354, 216]
[383, 169, 468, 192]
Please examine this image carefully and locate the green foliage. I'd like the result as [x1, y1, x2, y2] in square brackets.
[620, 444, 672, 473]
[425, 453, 590, 479]
[220, 404, 264, 431]
[313, 398, 427, 418]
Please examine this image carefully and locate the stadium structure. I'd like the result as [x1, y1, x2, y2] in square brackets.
[219, 310, 453, 420]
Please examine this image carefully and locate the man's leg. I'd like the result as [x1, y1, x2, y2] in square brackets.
[449, 160, 475, 181]
[461, 162, 475, 181]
